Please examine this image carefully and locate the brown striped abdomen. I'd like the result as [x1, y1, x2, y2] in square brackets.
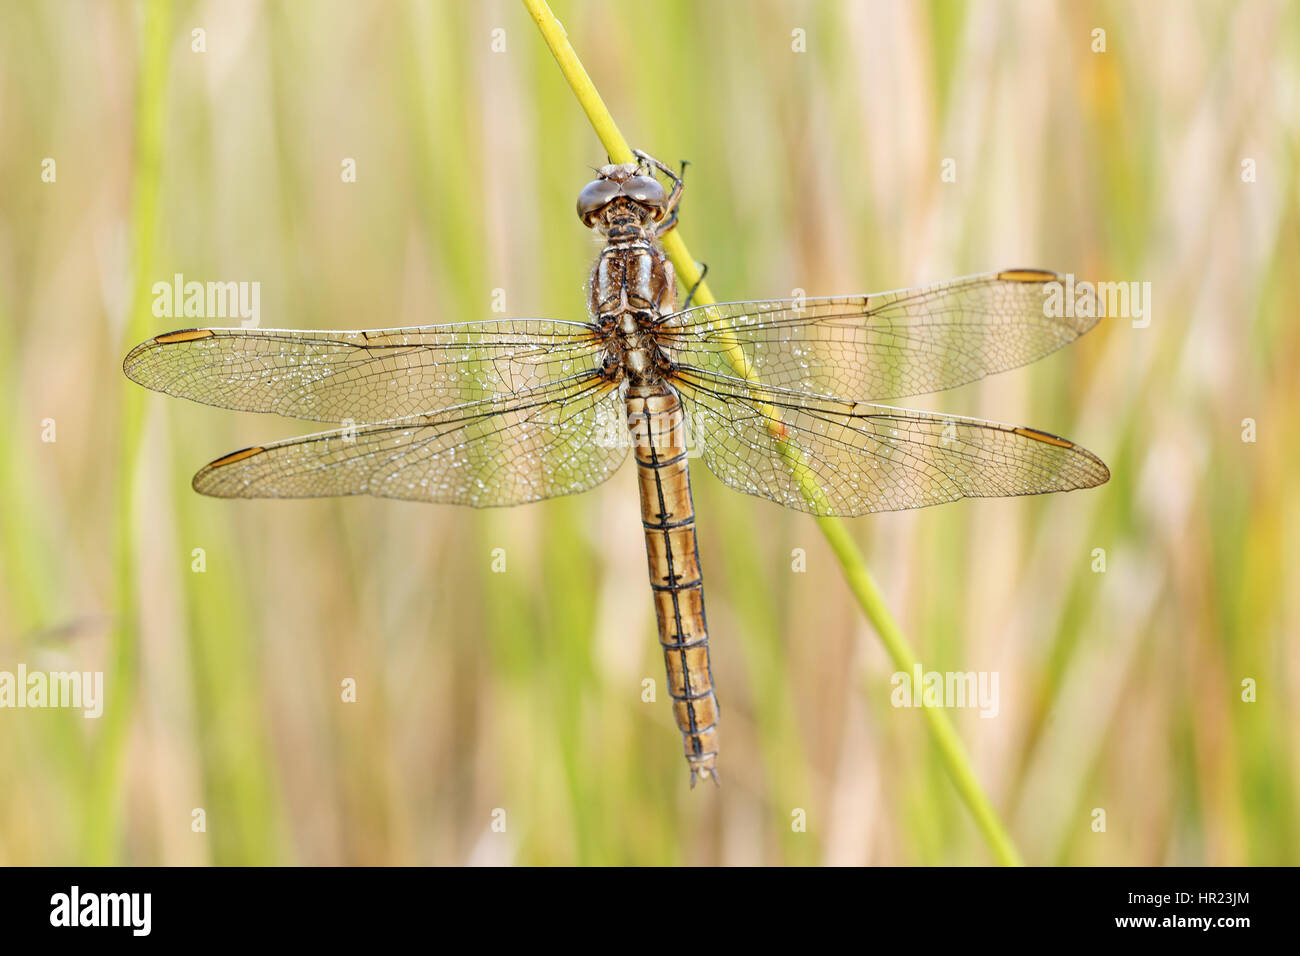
[626, 382, 719, 786]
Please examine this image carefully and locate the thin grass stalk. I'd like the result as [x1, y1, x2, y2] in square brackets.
[94, 0, 171, 864]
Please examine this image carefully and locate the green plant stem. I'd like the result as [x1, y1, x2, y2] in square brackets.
[815, 518, 1024, 866]
[523, 0, 1023, 865]
[94, 0, 171, 864]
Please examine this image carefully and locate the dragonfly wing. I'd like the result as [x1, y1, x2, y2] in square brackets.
[123, 319, 604, 423]
[672, 366, 1108, 517]
[191, 372, 628, 506]
[659, 270, 1096, 402]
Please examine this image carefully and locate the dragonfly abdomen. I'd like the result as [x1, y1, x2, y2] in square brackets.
[626, 382, 719, 787]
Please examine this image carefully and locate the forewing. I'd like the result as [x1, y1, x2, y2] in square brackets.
[123, 320, 603, 423]
[672, 366, 1109, 517]
[191, 372, 628, 506]
[658, 270, 1095, 402]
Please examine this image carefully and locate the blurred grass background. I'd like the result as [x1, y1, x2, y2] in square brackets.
[1, 0, 1297, 865]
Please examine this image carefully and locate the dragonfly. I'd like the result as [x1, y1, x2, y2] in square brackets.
[123, 150, 1109, 787]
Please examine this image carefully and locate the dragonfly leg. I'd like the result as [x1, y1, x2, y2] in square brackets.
[682, 261, 709, 310]
[633, 149, 686, 234]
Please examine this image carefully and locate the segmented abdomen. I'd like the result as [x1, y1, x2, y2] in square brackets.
[626, 382, 719, 786]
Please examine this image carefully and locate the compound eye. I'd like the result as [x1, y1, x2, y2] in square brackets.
[621, 175, 667, 220]
[576, 179, 621, 226]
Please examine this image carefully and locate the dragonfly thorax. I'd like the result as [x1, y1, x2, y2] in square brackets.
[589, 218, 677, 387]
[594, 309, 671, 386]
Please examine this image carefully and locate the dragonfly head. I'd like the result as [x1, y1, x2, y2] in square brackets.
[577, 162, 667, 231]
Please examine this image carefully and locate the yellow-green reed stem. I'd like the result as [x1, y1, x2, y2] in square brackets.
[813, 519, 1024, 866]
[523, 0, 1024, 865]
[94, 0, 171, 864]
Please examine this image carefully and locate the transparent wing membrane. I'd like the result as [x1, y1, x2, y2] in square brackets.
[671, 366, 1108, 517]
[658, 270, 1094, 402]
[123, 320, 604, 423]
[191, 372, 628, 507]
